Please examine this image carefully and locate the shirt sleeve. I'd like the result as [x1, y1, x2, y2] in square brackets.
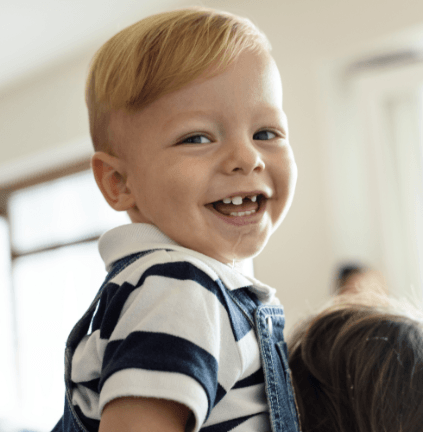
[97, 258, 238, 431]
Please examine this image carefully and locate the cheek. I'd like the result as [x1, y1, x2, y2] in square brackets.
[163, 172, 193, 205]
[278, 154, 297, 192]
[271, 158, 297, 217]
[165, 161, 208, 198]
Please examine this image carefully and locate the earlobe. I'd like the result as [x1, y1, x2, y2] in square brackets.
[91, 152, 135, 211]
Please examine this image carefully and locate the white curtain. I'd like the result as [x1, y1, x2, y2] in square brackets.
[371, 91, 423, 298]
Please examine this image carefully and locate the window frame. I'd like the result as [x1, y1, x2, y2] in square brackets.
[0, 140, 100, 430]
[2, 158, 93, 261]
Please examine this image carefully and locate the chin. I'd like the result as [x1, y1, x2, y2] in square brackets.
[198, 240, 265, 264]
[227, 246, 264, 263]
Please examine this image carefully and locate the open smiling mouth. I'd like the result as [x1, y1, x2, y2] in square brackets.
[208, 194, 267, 217]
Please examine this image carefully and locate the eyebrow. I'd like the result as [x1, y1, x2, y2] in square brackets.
[163, 110, 218, 130]
[164, 106, 288, 133]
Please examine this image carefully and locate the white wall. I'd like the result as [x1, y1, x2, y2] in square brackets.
[1, 0, 423, 331]
[0, 53, 91, 164]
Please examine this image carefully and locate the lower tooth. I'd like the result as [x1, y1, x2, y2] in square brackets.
[230, 210, 256, 216]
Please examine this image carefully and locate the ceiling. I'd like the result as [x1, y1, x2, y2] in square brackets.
[0, 0, 179, 91]
[4, 0, 423, 94]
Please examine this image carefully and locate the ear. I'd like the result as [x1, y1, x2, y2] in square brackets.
[91, 152, 135, 212]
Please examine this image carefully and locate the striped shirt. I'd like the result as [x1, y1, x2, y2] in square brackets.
[70, 223, 279, 431]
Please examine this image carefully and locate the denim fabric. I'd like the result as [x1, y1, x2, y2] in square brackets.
[51, 251, 300, 432]
[227, 290, 300, 432]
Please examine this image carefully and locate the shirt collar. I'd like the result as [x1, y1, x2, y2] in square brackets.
[99, 223, 278, 303]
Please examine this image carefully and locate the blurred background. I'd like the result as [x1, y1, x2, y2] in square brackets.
[1, 0, 423, 430]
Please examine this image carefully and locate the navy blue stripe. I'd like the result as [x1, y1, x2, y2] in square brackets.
[97, 261, 252, 341]
[90, 251, 158, 334]
[214, 384, 227, 408]
[91, 282, 117, 334]
[98, 281, 137, 339]
[101, 331, 218, 419]
[78, 378, 100, 394]
[200, 413, 262, 432]
[214, 281, 254, 342]
[233, 368, 265, 389]
[73, 404, 100, 431]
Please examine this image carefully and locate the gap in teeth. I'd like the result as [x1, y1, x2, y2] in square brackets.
[222, 195, 258, 205]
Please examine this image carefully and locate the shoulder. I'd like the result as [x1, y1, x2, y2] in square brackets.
[95, 249, 232, 337]
[95, 248, 257, 346]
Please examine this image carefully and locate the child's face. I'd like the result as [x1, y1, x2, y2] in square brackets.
[112, 49, 297, 264]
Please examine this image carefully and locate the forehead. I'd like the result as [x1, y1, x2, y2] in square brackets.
[164, 49, 283, 111]
[109, 49, 283, 155]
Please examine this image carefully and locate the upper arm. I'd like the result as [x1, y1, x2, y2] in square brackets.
[99, 397, 190, 432]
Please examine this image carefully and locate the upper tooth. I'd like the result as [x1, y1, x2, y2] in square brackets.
[222, 195, 258, 204]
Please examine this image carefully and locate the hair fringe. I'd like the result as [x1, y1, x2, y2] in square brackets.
[85, 7, 271, 152]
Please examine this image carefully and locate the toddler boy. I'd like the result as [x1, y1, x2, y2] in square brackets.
[52, 7, 299, 432]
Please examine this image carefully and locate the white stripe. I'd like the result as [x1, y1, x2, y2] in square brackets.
[71, 330, 107, 383]
[99, 369, 208, 432]
[237, 329, 263, 379]
[72, 384, 101, 420]
[204, 384, 268, 426]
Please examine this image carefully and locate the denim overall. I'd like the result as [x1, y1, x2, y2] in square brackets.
[51, 250, 300, 432]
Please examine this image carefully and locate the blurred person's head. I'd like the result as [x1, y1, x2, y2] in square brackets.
[334, 263, 388, 302]
[336, 264, 368, 291]
[288, 300, 423, 432]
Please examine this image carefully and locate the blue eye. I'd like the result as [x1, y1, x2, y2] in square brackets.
[182, 135, 211, 144]
[253, 130, 277, 140]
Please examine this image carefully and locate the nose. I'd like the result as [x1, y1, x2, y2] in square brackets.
[222, 136, 265, 175]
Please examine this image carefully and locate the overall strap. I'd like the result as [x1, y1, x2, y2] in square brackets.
[226, 286, 261, 325]
[255, 305, 301, 432]
[228, 288, 300, 431]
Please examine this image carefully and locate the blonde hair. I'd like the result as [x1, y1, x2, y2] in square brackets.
[86, 7, 271, 153]
[287, 300, 423, 432]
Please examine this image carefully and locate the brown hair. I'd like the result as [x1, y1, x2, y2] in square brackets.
[287, 302, 423, 432]
[86, 7, 271, 153]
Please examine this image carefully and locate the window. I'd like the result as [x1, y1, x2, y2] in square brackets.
[1, 166, 129, 432]
[0, 216, 17, 431]
[322, 51, 423, 300]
